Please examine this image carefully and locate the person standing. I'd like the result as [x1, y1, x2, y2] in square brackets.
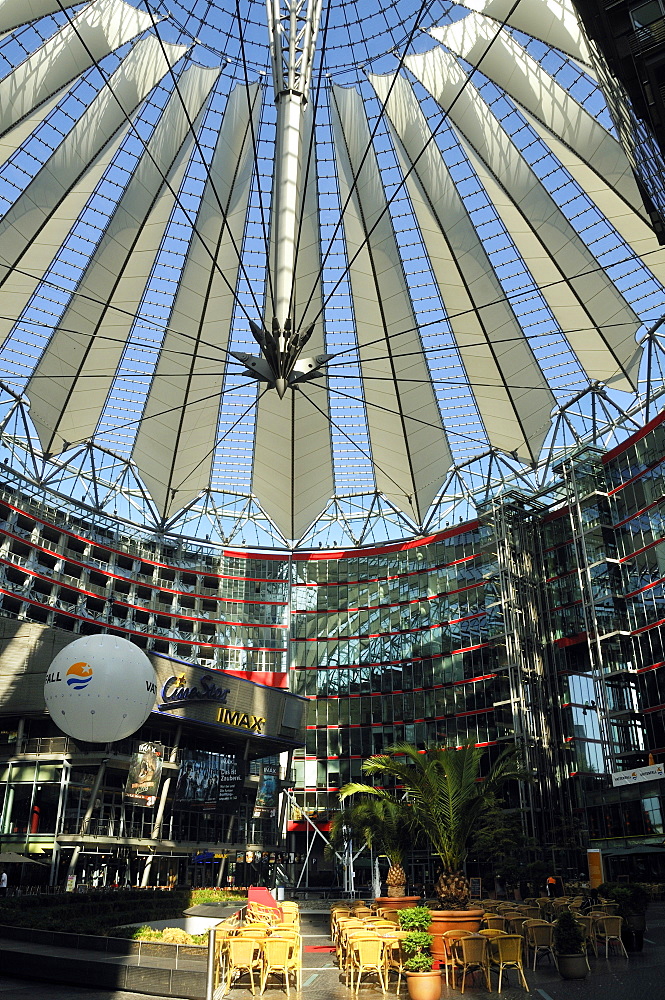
[0, 870, 7, 896]
[546, 874, 556, 897]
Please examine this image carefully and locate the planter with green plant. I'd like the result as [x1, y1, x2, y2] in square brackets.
[599, 882, 650, 951]
[553, 910, 588, 980]
[398, 907, 441, 1000]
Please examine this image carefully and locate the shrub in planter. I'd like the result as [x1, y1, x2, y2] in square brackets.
[398, 908, 441, 1000]
[553, 910, 588, 980]
[598, 882, 650, 951]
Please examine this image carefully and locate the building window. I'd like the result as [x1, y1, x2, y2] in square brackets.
[630, 0, 665, 29]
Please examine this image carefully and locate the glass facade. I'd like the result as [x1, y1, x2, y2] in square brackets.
[3, 409, 665, 884]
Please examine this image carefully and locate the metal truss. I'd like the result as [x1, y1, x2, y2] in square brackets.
[0, 367, 663, 552]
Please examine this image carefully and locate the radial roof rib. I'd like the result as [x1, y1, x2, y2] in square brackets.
[449, 0, 593, 67]
[132, 82, 259, 519]
[253, 107, 334, 541]
[331, 84, 451, 523]
[0, 0, 155, 139]
[0, 35, 187, 334]
[401, 51, 642, 392]
[0, 0, 81, 33]
[370, 72, 554, 461]
[429, 14, 648, 222]
[25, 64, 220, 457]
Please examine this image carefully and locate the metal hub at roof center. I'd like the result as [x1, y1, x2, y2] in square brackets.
[0, 0, 663, 549]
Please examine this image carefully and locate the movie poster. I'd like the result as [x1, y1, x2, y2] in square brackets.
[252, 760, 279, 819]
[175, 751, 243, 811]
[125, 743, 164, 807]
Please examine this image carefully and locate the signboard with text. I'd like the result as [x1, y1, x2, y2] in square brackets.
[611, 763, 664, 787]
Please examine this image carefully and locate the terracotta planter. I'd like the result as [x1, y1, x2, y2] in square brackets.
[374, 895, 421, 911]
[428, 908, 485, 962]
[557, 953, 588, 979]
[405, 970, 443, 1000]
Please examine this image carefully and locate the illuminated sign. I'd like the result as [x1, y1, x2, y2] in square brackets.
[159, 673, 231, 712]
[217, 707, 265, 732]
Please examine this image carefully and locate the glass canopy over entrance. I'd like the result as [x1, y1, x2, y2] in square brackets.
[0, 0, 663, 548]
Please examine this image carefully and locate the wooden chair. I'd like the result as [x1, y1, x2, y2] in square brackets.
[451, 934, 491, 993]
[489, 934, 529, 993]
[478, 928, 507, 940]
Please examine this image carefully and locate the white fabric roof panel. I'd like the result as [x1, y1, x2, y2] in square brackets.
[429, 14, 646, 220]
[371, 71, 554, 461]
[0, 0, 81, 34]
[332, 84, 452, 522]
[450, 0, 592, 67]
[0, 36, 187, 309]
[0, 115, 131, 352]
[253, 105, 334, 541]
[0, 0, 155, 138]
[25, 64, 220, 456]
[520, 110, 665, 290]
[132, 82, 260, 518]
[403, 48, 643, 392]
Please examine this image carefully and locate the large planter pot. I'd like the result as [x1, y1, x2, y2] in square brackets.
[428, 909, 484, 962]
[405, 970, 442, 1000]
[622, 912, 646, 952]
[557, 953, 589, 980]
[374, 895, 421, 911]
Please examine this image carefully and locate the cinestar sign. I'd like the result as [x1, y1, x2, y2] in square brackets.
[159, 673, 231, 711]
[611, 763, 664, 787]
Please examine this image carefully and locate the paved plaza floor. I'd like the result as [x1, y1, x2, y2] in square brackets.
[1, 904, 664, 1000]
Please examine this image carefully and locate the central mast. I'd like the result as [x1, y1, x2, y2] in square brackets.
[234, 0, 328, 397]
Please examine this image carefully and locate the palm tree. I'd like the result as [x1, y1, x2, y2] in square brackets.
[330, 794, 412, 894]
[339, 742, 524, 908]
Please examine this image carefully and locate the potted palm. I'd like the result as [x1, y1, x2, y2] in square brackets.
[553, 910, 588, 979]
[328, 794, 416, 904]
[340, 742, 525, 958]
[399, 906, 441, 1000]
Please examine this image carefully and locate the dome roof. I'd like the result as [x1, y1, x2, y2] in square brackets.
[0, 0, 663, 547]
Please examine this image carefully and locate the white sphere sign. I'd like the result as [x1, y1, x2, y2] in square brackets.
[44, 634, 157, 742]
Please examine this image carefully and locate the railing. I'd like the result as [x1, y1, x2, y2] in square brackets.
[630, 17, 665, 52]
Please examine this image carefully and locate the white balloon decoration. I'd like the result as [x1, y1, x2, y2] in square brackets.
[44, 634, 157, 742]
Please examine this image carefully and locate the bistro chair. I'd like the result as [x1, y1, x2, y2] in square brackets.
[261, 935, 296, 996]
[574, 914, 597, 958]
[383, 931, 409, 996]
[348, 935, 387, 994]
[441, 929, 473, 988]
[594, 915, 628, 959]
[478, 928, 507, 940]
[483, 915, 509, 932]
[221, 936, 263, 996]
[489, 934, 529, 993]
[526, 921, 556, 971]
[451, 935, 491, 993]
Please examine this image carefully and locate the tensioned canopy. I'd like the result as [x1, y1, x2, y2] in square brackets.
[0, 0, 663, 545]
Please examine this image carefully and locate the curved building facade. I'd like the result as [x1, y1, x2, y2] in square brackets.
[2, 409, 665, 886]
